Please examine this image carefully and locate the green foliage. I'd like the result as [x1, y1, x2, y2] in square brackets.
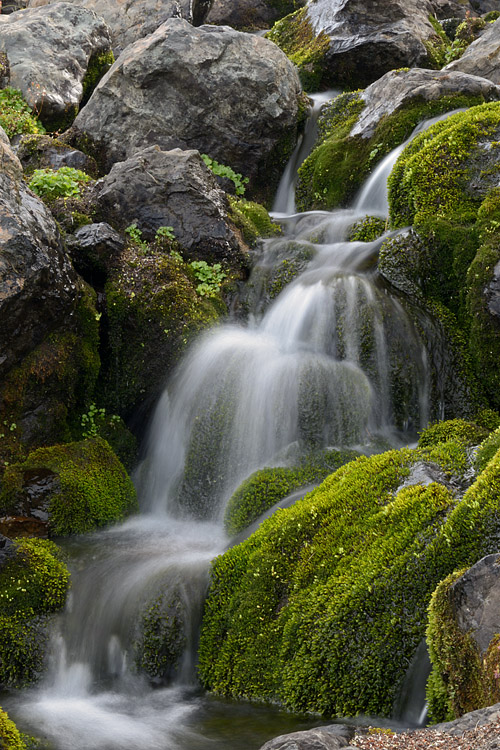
[190, 260, 226, 298]
[418, 418, 489, 449]
[28, 167, 91, 201]
[81, 50, 114, 105]
[475, 426, 500, 473]
[80, 404, 137, 470]
[224, 449, 360, 536]
[0, 87, 45, 139]
[155, 225, 175, 241]
[0, 707, 26, 750]
[0, 438, 137, 536]
[124, 223, 148, 252]
[201, 154, 249, 196]
[348, 216, 387, 242]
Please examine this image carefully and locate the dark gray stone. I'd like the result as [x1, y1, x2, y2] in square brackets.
[445, 17, 500, 84]
[486, 261, 500, 319]
[449, 553, 500, 654]
[429, 0, 473, 18]
[205, 0, 304, 31]
[66, 222, 125, 283]
[16, 134, 98, 176]
[258, 725, 355, 750]
[0, 534, 16, 567]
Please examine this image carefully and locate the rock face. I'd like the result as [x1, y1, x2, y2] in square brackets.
[96, 147, 244, 264]
[27, 0, 204, 53]
[0, 2, 112, 129]
[258, 726, 355, 750]
[350, 68, 500, 140]
[205, 0, 303, 31]
[445, 18, 500, 84]
[0, 126, 80, 379]
[71, 19, 303, 196]
[269, 0, 442, 90]
[449, 554, 500, 654]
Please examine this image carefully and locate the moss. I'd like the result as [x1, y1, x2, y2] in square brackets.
[134, 590, 186, 684]
[418, 418, 489, 449]
[224, 449, 360, 536]
[297, 91, 487, 212]
[81, 50, 114, 108]
[0, 88, 45, 139]
[228, 197, 281, 247]
[0, 539, 69, 688]
[424, 15, 450, 69]
[0, 437, 137, 536]
[0, 707, 26, 750]
[99, 247, 222, 418]
[475, 426, 500, 473]
[266, 8, 330, 91]
[348, 216, 387, 242]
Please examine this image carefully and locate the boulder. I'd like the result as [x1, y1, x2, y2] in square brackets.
[70, 19, 303, 198]
[204, 0, 304, 31]
[26, 0, 203, 54]
[428, 0, 473, 17]
[16, 133, 98, 176]
[258, 726, 355, 750]
[445, 18, 500, 84]
[66, 222, 125, 284]
[267, 0, 444, 90]
[0, 2, 112, 130]
[95, 146, 245, 265]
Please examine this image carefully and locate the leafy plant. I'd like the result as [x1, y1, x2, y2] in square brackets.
[190, 260, 226, 297]
[201, 154, 249, 196]
[155, 226, 175, 241]
[28, 166, 91, 201]
[125, 223, 148, 252]
[0, 87, 45, 139]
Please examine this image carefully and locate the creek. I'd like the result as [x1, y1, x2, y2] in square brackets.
[3, 97, 456, 749]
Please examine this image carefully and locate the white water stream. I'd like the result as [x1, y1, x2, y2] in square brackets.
[3, 100, 457, 749]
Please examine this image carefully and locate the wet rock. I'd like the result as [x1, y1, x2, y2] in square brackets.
[26, 0, 200, 54]
[0, 126, 80, 379]
[95, 147, 245, 265]
[205, 0, 304, 31]
[16, 134, 98, 177]
[350, 68, 500, 140]
[70, 19, 303, 198]
[429, 0, 473, 17]
[66, 222, 125, 284]
[258, 725, 355, 750]
[445, 17, 500, 83]
[0, 2, 112, 130]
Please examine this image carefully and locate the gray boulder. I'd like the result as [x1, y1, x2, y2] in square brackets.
[258, 725, 355, 750]
[428, 0, 473, 17]
[95, 146, 245, 265]
[16, 133, 98, 176]
[26, 0, 203, 54]
[0, 126, 80, 378]
[71, 19, 303, 198]
[445, 18, 500, 84]
[0, 2, 112, 129]
[205, 0, 303, 31]
[350, 68, 500, 140]
[449, 553, 500, 654]
[66, 222, 125, 283]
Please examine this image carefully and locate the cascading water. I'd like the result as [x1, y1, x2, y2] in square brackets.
[4, 100, 455, 749]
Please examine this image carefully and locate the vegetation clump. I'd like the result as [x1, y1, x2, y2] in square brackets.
[348, 216, 387, 242]
[0, 707, 27, 750]
[0, 88, 45, 139]
[28, 166, 92, 201]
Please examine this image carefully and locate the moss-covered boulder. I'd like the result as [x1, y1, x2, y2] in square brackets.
[295, 69, 500, 211]
[99, 246, 224, 418]
[0, 707, 26, 750]
[198, 428, 500, 718]
[134, 589, 186, 684]
[0, 537, 69, 688]
[224, 449, 360, 536]
[0, 437, 137, 537]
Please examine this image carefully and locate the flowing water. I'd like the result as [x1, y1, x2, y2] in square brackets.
[3, 98, 457, 749]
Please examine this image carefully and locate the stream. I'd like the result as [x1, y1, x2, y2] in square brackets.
[3, 96, 457, 749]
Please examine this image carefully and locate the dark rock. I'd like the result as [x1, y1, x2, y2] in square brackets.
[95, 146, 245, 265]
[66, 222, 125, 284]
[429, 0, 473, 18]
[16, 134, 98, 176]
[258, 725, 355, 750]
[0, 534, 16, 565]
[205, 0, 304, 31]
[0, 3, 112, 129]
[71, 19, 303, 197]
[486, 260, 500, 319]
[449, 553, 500, 654]
[445, 17, 500, 83]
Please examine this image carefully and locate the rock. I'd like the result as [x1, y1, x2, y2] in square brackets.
[16, 134, 98, 176]
[0, 126, 80, 379]
[70, 19, 303, 198]
[486, 260, 500, 319]
[445, 17, 500, 83]
[66, 222, 125, 284]
[268, 0, 443, 91]
[0, 534, 16, 565]
[95, 146, 245, 265]
[350, 68, 500, 140]
[258, 726, 355, 750]
[0, 2, 112, 129]
[26, 0, 202, 54]
[428, 0, 473, 18]
[432, 702, 500, 734]
[205, 0, 304, 31]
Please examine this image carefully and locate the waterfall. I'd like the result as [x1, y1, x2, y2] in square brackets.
[4, 96, 455, 750]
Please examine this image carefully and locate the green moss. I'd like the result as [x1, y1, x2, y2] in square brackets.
[266, 8, 330, 91]
[0, 438, 137, 536]
[475, 426, 500, 473]
[418, 418, 489, 449]
[81, 50, 114, 107]
[424, 15, 450, 69]
[224, 449, 360, 536]
[348, 216, 387, 242]
[0, 539, 69, 688]
[0, 88, 45, 139]
[134, 591, 186, 683]
[228, 197, 281, 247]
[0, 707, 26, 750]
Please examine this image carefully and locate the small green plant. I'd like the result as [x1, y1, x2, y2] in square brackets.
[28, 167, 91, 200]
[81, 403, 119, 439]
[125, 223, 148, 252]
[155, 226, 175, 241]
[0, 87, 45, 139]
[201, 154, 249, 196]
[190, 260, 226, 297]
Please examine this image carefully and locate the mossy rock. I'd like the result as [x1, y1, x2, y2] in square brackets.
[0, 437, 137, 536]
[134, 589, 186, 684]
[0, 538, 69, 688]
[99, 247, 223, 418]
[199, 435, 500, 718]
[224, 448, 360, 536]
[81, 50, 114, 108]
[475, 426, 500, 472]
[0, 707, 26, 750]
[348, 216, 387, 243]
[418, 418, 489, 449]
[228, 196, 281, 247]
